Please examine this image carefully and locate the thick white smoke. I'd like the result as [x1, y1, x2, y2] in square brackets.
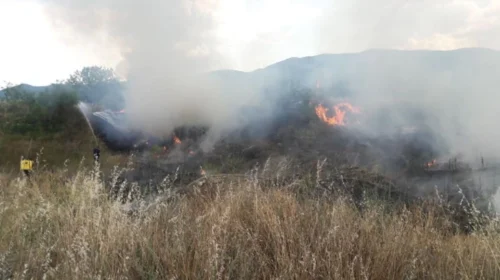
[313, 0, 500, 162]
[303, 49, 500, 163]
[43, 0, 500, 161]
[42, 0, 500, 212]
[43, 0, 262, 150]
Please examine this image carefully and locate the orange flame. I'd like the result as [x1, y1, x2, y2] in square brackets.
[173, 135, 181, 144]
[315, 102, 361, 126]
[425, 159, 437, 168]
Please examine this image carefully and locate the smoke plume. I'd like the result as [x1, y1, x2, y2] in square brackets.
[44, 0, 500, 162]
[44, 0, 262, 150]
[303, 49, 500, 163]
[314, 0, 500, 161]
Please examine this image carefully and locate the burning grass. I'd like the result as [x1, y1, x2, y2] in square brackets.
[315, 102, 361, 126]
[1, 164, 500, 279]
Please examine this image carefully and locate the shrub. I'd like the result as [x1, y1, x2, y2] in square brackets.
[0, 86, 83, 137]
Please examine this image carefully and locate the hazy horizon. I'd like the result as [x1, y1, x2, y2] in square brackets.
[1, 0, 500, 85]
[2, 47, 498, 87]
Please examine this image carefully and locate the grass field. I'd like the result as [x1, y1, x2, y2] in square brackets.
[1, 163, 500, 280]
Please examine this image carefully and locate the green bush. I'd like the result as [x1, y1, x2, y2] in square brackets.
[0, 86, 83, 137]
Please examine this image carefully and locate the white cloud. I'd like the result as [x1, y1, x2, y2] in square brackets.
[213, 0, 323, 70]
[317, 0, 500, 53]
[404, 33, 477, 50]
[0, 0, 121, 85]
[2, 0, 500, 84]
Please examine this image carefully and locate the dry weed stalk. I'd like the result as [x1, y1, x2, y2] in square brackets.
[0, 162, 500, 279]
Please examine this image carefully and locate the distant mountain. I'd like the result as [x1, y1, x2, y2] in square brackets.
[245, 47, 500, 89]
[0, 83, 69, 98]
[206, 48, 500, 106]
[7, 83, 48, 93]
[3, 48, 500, 100]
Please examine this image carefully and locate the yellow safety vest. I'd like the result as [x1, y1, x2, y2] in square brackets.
[20, 160, 33, 171]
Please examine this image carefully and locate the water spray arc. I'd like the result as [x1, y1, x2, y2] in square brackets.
[77, 102, 98, 145]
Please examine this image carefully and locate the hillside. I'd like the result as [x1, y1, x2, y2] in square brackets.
[4, 48, 500, 97]
[2, 48, 500, 168]
[0, 84, 49, 96]
[246, 48, 500, 99]
[0, 84, 123, 170]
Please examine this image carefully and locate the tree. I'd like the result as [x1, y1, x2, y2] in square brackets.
[0, 87, 80, 136]
[66, 66, 118, 87]
[65, 66, 125, 110]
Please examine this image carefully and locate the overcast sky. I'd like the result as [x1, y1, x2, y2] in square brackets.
[1, 0, 499, 86]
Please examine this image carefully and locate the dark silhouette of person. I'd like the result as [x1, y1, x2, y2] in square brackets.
[93, 147, 101, 162]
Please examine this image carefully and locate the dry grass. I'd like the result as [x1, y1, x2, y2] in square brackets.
[0, 136, 129, 175]
[1, 166, 500, 280]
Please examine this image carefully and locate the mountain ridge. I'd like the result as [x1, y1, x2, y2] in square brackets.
[2, 48, 499, 97]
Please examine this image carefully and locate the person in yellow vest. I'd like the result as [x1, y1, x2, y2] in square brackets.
[20, 156, 33, 177]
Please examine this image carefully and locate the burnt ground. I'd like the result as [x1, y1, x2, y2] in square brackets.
[102, 92, 499, 233]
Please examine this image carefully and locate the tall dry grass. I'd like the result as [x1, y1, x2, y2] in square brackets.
[1, 165, 500, 280]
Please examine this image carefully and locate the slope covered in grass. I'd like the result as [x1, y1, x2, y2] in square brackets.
[0, 86, 125, 171]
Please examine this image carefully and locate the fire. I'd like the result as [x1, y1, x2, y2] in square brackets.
[315, 102, 361, 126]
[173, 135, 181, 144]
[200, 166, 206, 176]
[425, 159, 437, 168]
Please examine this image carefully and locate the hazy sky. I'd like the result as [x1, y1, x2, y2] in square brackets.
[0, 0, 499, 85]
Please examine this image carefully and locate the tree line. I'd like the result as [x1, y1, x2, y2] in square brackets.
[0, 66, 123, 137]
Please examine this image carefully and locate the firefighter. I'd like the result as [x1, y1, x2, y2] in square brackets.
[20, 156, 33, 178]
[93, 147, 101, 162]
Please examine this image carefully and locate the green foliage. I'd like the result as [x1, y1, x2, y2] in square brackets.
[0, 65, 125, 169]
[0, 86, 82, 137]
[66, 66, 118, 86]
[65, 66, 125, 110]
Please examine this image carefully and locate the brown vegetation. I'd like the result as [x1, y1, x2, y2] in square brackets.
[1, 164, 500, 280]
